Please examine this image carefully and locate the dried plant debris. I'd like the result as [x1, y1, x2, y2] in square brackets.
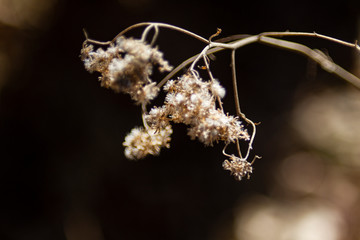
[81, 22, 360, 180]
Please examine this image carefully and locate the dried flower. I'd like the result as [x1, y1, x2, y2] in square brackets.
[145, 106, 170, 131]
[222, 155, 253, 181]
[147, 72, 249, 145]
[123, 125, 172, 160]
[187, 109, 249, 145]
[81, 36, 172, 104]
[81, 25, 258, 181]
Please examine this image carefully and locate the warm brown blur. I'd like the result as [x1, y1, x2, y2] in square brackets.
[0, 1, 359, 239]
[0, 0, 58, 91]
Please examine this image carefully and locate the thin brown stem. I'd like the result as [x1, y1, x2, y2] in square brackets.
[111, 22, 209, 44]
[260, 31, 360, 51]
[231, 50, 242, 117]
[236, 139, 243, 159]
[259, 36, 360, 89]
[202, 51, 225, 111]
[82, 29, 112, 47]
[231, 50, 257, 160]
[157, 46, 226, 88]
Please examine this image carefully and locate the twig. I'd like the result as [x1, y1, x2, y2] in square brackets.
[157, 46, 225, 88]
[159, 30, 360, 90]
[230, 50, 257, 161]
[258, 36, 360, 89]
[81, 22, 360, 180]
[111, 22, 209, 44]
[231, 50, 242, 117]
[260, 31, 360, 51]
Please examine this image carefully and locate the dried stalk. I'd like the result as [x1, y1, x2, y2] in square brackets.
[82, 22, 360, 180]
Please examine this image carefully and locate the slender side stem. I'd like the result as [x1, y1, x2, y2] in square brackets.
[201, 50, 225, 111]
[259, 36, 360, 89]
[111, 22, 209, 44]
[215, 34, 252, 43]
[140, 24, 159, 46]
[141, 25, 154, 42]
[202, 54, 214, 81]
[83, 22, 209, 49]
[222, 143, 232, 158]
[83, 38, 112, 47]
[250, 155, 262, 165]
[231, 50, 257, 161]
[82, 28, 111, 46]
[141, 103, 149, 129]
[231, 50, 242, 117]
[157, 46, 226, 88]
[216, 96, 224, 112]
[190, 45, 210, 71]
[150, 25, 159, 46]
[158, 31, 360, 89]
[236, 139, 243, 159]
[230, 50, 245, 159]
[244, 120, 256, 161]
[260, 31, 360, 51]
[216, 35, 259, 50]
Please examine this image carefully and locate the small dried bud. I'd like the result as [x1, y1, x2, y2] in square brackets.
[145, 106, 170, 131]
[222, 155, 253, 181]
[131, 82, 160, 105]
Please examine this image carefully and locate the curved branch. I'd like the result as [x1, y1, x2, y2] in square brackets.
[157, 46, 226, 88]
[260, 31, 360, 51]
[158, 30, 360, 90]
[111, 22, 209, 44]
[259, 36, 360, 89]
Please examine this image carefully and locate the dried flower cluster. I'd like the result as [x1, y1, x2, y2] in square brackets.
[222, 155, 253, 181]
[80, 25, 257, 181]
[80, 21, 360, 181]
[146, 73, 250, 146]
[81, 36, 172, 104]
[123, 125, 172, 160]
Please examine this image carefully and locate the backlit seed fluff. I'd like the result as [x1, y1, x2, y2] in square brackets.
[210, 79, 226, 99]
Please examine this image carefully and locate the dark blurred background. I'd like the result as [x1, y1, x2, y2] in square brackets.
[0, 0, 360, 239]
